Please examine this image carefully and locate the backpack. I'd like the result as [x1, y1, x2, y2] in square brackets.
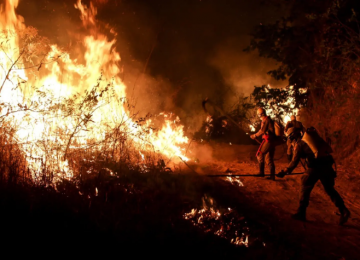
[302, 127, 333, 158]
[274, 120, 284, 137]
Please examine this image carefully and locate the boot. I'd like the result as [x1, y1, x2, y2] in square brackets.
[339, 207, 350, 225]
[266, 165, 275, 181]
[287, 154, 292, 162]
[291, 210, 306, 221]
[255, 162, 265, 177]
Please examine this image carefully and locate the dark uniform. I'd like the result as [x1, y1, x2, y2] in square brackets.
[285, 120, 305, 161]
[286, 139, 348, 220]
[254, 116, 276, 179]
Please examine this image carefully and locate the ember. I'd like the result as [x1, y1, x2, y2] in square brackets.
[184, 195, 254, 247]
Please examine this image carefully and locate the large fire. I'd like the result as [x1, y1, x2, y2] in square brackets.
[0, 0, 189, 183]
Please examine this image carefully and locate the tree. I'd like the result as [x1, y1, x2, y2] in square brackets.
[246, 0, 360, 157]
[251, 84, 307, 123]
[246, 0, 360, 105]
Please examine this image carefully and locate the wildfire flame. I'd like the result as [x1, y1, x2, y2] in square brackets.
[0, 0, 189, 183]
[183, 196, 252, 247]
[264, 84, 301, 124]
[249, 84, 307, 131]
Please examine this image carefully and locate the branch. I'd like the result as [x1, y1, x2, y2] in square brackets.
[0, 107, 46, 119]
[0, 50, 24, 94]
[63, 105, 103, 160]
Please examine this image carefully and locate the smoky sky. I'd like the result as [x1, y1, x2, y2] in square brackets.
[15, 0, 288, 131]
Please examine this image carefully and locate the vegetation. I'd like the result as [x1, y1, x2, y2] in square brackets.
[1, 1, 359, 256]
[246, 0, 360, 159]
[0, 26, 258, 256]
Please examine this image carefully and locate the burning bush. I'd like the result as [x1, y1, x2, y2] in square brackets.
[0, 0, 190, 185]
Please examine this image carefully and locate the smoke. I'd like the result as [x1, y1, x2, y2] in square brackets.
[99, 0, 288, 133]
[210, 37, 286, 106]
[14, 0, 287, 134]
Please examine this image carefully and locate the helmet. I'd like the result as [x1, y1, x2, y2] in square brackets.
[257, 108, 266, 118]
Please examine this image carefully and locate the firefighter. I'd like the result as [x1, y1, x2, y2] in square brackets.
[285, 115, 305, 162]
[250, 108, 276, 181]
[278, 127, 350, 225]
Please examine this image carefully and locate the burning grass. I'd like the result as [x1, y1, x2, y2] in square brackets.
[0, 89, 263, 256]
[0, 146, 258, 257]
[0, 100, 266, 255]
[0, 123, 28, 183]
[0, 0, 190, 185]
[0, 1, 315, 257]
[0, 2, 235, 253]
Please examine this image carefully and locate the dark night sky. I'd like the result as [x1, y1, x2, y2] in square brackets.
[15, 0, 288, 131]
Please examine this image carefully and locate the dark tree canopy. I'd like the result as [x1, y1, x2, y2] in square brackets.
[246, 0, 360, 103]
[247, 0, 360, 158]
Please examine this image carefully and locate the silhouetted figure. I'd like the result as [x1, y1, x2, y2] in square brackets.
[285, 115, 305, 162]
[278, 127, 350, 225]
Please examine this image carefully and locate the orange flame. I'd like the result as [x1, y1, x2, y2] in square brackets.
[0, 0, 189, 182]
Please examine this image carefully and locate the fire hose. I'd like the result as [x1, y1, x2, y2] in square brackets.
[179, 156, 305, 178]
[205, 172, 304, 177]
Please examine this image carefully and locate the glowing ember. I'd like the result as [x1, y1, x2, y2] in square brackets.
[183, 196, 251, 247]
[205, 115, 213, 134]
[226, 176, 244, 187]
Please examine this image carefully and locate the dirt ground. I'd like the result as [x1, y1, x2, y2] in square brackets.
[189, 142, 360, 260]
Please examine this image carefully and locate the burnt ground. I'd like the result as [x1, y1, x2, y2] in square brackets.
[0, 142, 359, 259]
[190, 142, 360, 260]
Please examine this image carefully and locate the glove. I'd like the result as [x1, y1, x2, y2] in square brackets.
[276, 169, 289, 178]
